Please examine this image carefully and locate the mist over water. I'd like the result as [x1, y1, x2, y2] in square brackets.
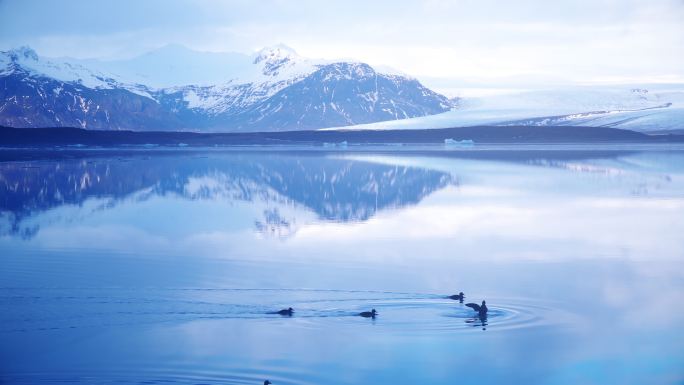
[1, 146, 683, 385]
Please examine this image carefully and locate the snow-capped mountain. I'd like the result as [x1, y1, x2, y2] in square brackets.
[0, 46, 177, 129]
[0, 45, 453, 131]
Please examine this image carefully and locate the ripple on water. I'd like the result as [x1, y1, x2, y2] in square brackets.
[0, 288, 567, 334]
[2, 366, 320, 385]
[1, 288, 571, 384]
[284, 296, 561, 335]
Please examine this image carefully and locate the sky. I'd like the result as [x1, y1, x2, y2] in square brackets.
[1, 0, 683, 89]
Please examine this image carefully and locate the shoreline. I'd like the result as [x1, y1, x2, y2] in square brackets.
[2, 125, 683, 148]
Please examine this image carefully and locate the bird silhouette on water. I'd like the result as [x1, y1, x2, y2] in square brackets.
[264, 381, 272, 385]
[269, 307, 293, 316]
[448, 292, 465, 302]
[465, 300, 488, 317]
[465, 300, 489, 330]
[359, 309, 377, 318]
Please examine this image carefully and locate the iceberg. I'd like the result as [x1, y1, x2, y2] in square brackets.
[444, 138, 475, 147]
[323, 141, 348, 148]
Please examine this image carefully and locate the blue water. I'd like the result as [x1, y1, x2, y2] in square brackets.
[1, 146, 683, 385]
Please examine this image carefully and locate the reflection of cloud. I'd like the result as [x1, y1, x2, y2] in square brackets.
[599, 262, 684, 329]
[286, 187, 684, 262]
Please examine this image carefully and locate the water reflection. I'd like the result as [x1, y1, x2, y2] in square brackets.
[1, 147, 684, 385]
[0, 153, 455, 238]
[466, 313, 488, 331]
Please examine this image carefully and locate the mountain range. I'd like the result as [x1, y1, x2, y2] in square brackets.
[0, 45, 453, 131]
[1, 44, 682, 133]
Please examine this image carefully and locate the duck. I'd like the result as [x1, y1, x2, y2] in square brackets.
[264, 381, 272, 385]
[270, 307, 293, 316]
[465, 300, 488, 317]
[447, 292, 465, 301]
[359, 309, 377, 318]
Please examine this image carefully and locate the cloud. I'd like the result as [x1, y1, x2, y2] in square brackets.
[0, 0, 682, 85]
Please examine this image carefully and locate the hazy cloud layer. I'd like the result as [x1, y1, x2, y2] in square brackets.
[1, 0, 682, 86]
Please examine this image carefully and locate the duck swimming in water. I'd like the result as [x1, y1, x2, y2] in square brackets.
[465, 300, 488, 317]
[359, 309, 377, 318]
[448, 292, 465, 302]
[270, 307, 293, 316]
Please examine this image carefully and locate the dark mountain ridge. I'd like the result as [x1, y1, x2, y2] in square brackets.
[1, 125, 680, 148]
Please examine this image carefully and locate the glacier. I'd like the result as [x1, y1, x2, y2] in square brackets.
[328, 86, 684, 133]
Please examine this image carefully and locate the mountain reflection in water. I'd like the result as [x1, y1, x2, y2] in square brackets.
[0, 153, 455, 238]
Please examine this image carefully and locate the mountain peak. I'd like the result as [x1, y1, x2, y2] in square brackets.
[253, 44, 299, 62]
[9, 46, 39, 61]
[253, 44, 304, 77]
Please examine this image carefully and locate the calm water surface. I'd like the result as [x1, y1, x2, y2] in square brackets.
[1, 146, 683, 385]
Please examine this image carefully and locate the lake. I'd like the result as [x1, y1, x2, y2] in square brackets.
[1, 145, 683, 385]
